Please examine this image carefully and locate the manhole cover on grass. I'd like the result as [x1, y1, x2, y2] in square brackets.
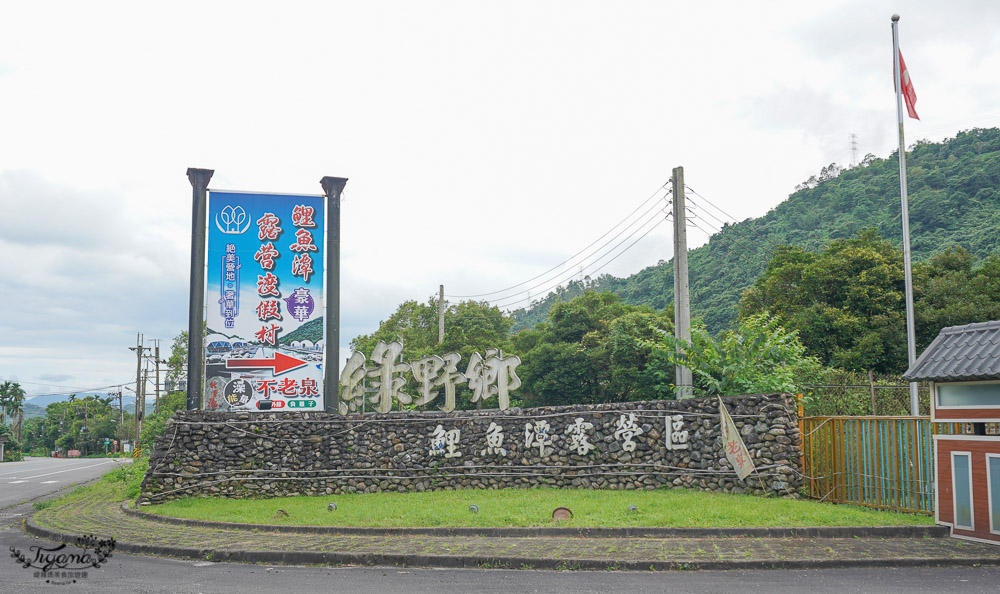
[551, 507, 573, 521]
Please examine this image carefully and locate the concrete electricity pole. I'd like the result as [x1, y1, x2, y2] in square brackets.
[141, 367, 149, 439]
[153, 340, 162, 415]
[438, 285, 445, 345]
[130, 334, 149, 445]
[672, 167, 694, 399]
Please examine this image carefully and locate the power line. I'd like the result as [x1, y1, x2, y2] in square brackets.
[687, 215, 761, 263]
[24, 383, 134, 399]
[470, 198, 671, 306]
[489, 208, 669, 310]
[685, 197, 774, 258]
[687, 218, 769, 276]
[577, 215, 671, 282]
[684, 185, 782, 250]
[492, 212, 671, 311]
[445, 183, 671, 298]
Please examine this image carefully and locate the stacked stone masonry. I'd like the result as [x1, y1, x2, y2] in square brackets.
[140, 394, 802, 502]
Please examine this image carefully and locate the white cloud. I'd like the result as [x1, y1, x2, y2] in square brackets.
[1, 1, 999, 395]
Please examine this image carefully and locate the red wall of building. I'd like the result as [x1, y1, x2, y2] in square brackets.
[935, 435, 1000, 544]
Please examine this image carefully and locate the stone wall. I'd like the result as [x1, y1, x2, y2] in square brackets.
[140, 394, 802, 502]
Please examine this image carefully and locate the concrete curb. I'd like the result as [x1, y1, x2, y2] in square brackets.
[23, 516, 999, 572]
[121, 504, 949, 539]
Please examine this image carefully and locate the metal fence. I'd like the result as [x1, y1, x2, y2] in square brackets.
[798, 415, 977, 515]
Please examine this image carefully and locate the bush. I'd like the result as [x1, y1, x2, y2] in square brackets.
[103, 457, 149, 500]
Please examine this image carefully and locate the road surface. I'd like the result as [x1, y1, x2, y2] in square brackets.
[0, 456, 130, 508]
[1, 456, 997, 592]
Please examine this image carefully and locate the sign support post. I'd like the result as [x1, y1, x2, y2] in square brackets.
[186, 168, 214, 410]
[320, 176, 348, 414]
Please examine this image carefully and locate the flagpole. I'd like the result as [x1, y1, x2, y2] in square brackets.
[891, 14, 920, 416]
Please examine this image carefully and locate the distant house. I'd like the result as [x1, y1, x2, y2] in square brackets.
[904, 321, 1000, 545]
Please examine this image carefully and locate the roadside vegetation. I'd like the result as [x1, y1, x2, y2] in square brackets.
[33, 457, 148, 511]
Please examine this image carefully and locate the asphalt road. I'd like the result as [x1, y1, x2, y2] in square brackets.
[1, 457, 997, 592]
[0, 456, 130, 508]
[1, 550, 998, 594]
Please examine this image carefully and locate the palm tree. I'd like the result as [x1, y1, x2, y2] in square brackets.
[0, 381, 12, 427]
[0, 381, 26, 442]
[11, 385, 24, 442]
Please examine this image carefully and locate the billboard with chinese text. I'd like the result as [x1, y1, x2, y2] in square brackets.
[204, 191, 325, 412]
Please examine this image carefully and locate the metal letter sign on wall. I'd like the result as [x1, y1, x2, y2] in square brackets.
[204, 191, 326, 412]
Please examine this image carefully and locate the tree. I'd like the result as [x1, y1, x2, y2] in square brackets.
[647, 314, 822, 397]
[740, 229, 1000, 374]
[0, 423, 22, 461]
[39, 395, 121, 455]
[914, 247, 1000, 347]
[512, 292, 674, 407]
[140, 390, 186, 450]
[350, 297, 514, 410]
[166, 330, 188, 392]
[739, 230, 909, 373]
[0, 381, 25, 442]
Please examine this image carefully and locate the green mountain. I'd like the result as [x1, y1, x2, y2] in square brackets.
[512, 128, 1000, 333]
[22, 403, 45, 420]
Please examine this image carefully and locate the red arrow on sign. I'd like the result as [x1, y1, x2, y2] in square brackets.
[225, 352, 308, 375]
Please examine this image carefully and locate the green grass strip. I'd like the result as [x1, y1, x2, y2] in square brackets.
[33, 457, 147, 512]
[145, 487, 933, 528]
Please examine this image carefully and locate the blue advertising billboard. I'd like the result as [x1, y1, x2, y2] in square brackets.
[204, 191, 326, 412]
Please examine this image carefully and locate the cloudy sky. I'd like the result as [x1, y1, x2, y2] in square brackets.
[3, 1, 999, 400]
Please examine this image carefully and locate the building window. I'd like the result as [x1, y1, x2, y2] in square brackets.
[937, 382, 1000, 408]
[989, 454, 1000, 535]
[953, 452, 974, 530]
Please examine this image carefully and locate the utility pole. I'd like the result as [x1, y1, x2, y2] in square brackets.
[130, 333, 149, 446]
[849, 133, 859, 167]
[438, 285, 445, 345]
[153, 340, 162, 415]
[141, 366, 149, 439]
[672, 166, 693, 399]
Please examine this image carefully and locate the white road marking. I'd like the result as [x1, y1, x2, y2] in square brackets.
[8, 480, 28, 484]
[40, 480, 59, 484]
[18, 460, 120, 480]
[0, 458, 117, 478]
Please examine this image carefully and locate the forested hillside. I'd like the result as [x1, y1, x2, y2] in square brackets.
[512, 128, 1000, 333]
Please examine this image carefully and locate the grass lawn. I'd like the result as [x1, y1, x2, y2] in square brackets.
[145, 487, 933, 528]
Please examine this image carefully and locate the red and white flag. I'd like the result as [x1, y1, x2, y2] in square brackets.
[898, 50, 919, 120]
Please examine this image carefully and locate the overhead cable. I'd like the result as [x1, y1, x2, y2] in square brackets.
[492, 213, 671, 311]
[470, 197, 670, 305]
[445, 183, 671, 299]
[685, 185, 782, 250]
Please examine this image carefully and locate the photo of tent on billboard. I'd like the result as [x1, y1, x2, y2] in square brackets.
[203, 190, 326, 412]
